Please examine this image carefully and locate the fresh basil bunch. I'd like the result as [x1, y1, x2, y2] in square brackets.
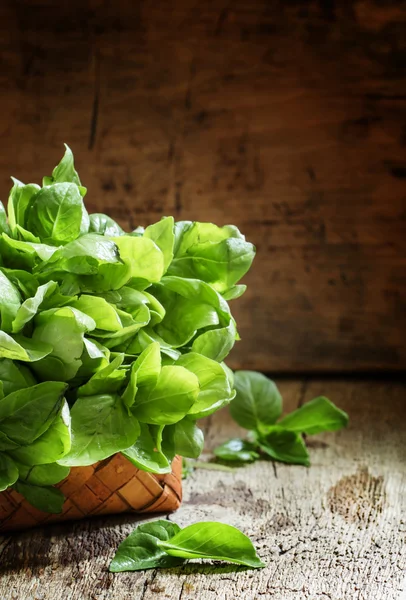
[0, 145, 255, 513]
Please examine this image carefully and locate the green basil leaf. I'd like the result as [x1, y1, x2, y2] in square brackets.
[0, 270, 21, 332]
[78, 354, 126, 396]
[230, 371, 282, 433]
[144, 217, 174, 273]
[176, 353, 234, 416]
[213, 438, 259, 463]
[123, 423, 171, 474]
[89, 213, 124, 237]
[278, 396, 349, 435]
[221, 284, 247, 301]
[59, 394, 140, 466]
[113, 236, 165, 284]
[168, 221, 255, 293]
[31, 306, 95, 381]
[0, 382, 67, 446]
[72, 295, 123, 332]
[9, 399, 71, 465]
[16, 462, 70, 486]
[11, 281, 58, 333]
[0, 332, 53, 362]
[259, 427, 310, 466]
[191, 320, 237, 363]
[14, 481, 65, 513]
[27, 182, 87, 245]
[0, 201, 10, 235]
[110, 520, 184, 572]
[158, 522, 265, 568]
[0, 454, 19, 491]
[162, 418, 204, 459]
[133, 365, 199, 425]
[7, 178, 40, 234]
[0, 359, 36, 396]
[42, 144, 85, 194]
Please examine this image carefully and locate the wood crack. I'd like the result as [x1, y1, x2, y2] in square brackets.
[88, 49, 100, 150]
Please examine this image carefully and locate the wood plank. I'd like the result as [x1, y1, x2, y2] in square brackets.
[0, 0, 405, 371]
[0, 378, 404, 599]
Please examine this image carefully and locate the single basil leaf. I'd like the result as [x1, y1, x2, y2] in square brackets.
[121, 342, 162, 408]
[277, 397, 349, 435]
[78, 354, 126, 396]
[176, 352, 234, 416]
[133, 365, 199, 425]
[191, 319, 237, 363]
[72, 295, 123, 332]
[187, 398, 231, 421]
[0, 381, 67, 446]
[152, 276, 232, 347]
[132, 342, 161, 389]
[93, 306, 150, 350]
[0, 233, 58, 271]
[144, 217, 174, 273]
[0, 201, 10, 235]
[221, 284, 247, 301]
[0, 360, 36, 396]
[31, 306, 95, 381]
[15, 224, 41, 243]
[141, 291, 166, 325]
[0, 331, 53, 362]
[71, 337, 110, 384]
[35, 234, 120, 280]
[213, 438, 259, 463]
[259, 427, 310, 466]
[42, 144, 85, 194]
[110, 520, 184, 572]
[27, 182, 86, 245]
[0, 270, 21, 332]
[14, 481, 65, 514]
[17, 462, 70, 486]
[7, 178, 40, 234]
[113, 236, 165, 284]
[0, 268, 38, 298]
[168, 221, 255, 293]
[0, 454, 19, 491]
[158, 522, 265, 568]
[9, 399, 71, 465]
[126, 328, 180, 361]
[123, 423, 171, 474]
[89, 213, 124, 237]
[230, 371, 282, 433]
[59, 394, 140, 467]
[162, 418, 204, 460]
[11, 281, 58, 333]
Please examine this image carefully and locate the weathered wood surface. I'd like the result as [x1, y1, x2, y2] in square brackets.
[0, 378, 404, 599]
[0, 0, 405, 372]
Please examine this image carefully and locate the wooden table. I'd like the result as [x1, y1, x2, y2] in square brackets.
[0, 378, 405, 599]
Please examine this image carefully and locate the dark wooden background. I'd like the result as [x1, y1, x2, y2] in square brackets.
[0, 0, 405, 373]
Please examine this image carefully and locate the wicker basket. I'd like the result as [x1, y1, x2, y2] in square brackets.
[0, 454, 182, 532]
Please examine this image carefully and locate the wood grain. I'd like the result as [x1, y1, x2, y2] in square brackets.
[0, 378, 404, 599]
[0, 0, 405, 371]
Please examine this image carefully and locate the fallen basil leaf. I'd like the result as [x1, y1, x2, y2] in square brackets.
[214, 438, 259, 463]
[259, 427, 310, 466]
[277, 396, 349, 435]
[110, 520, 184, 572]
[230, 371, 282, 433]
[158, 522, 265, 568]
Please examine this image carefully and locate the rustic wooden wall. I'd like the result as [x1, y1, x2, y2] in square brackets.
[0, 0, 405, 372]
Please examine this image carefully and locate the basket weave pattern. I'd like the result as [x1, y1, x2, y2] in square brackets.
[0, 454, 182, 532]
